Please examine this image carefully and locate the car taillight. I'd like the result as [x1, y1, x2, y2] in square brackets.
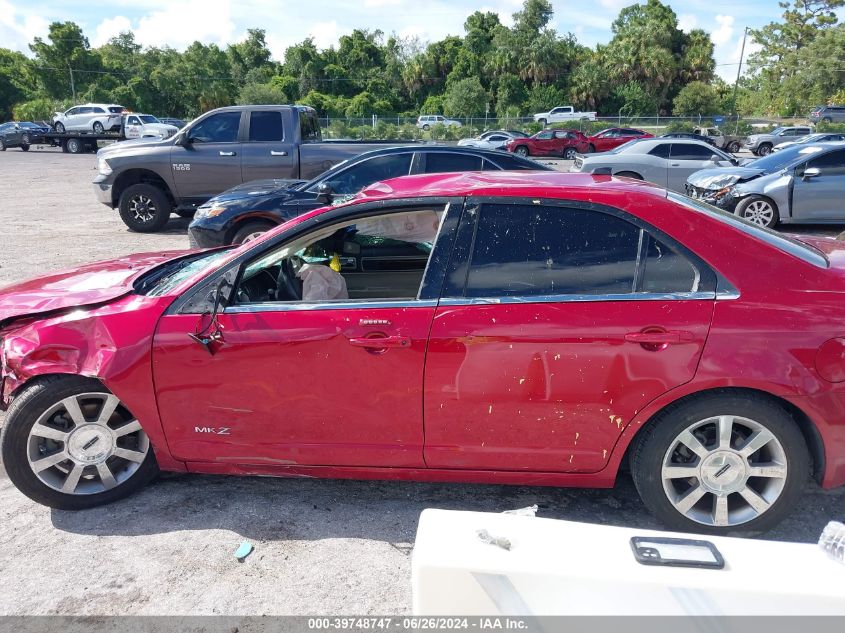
[815, 338, 845, 382]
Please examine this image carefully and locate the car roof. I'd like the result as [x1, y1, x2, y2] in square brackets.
[355, 171, 667, 202]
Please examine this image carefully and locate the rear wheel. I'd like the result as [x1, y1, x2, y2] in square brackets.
[0, 376, 158, 510]
[514, 145, 529, 157]
[20, 143, 29, 152]
[736, 195, 779, 228]
[728, 141, 741, 153]
[631, 393, 809, 534]
[822, 117, 832, 123]
[757, 143, 773, 156]
[118, 183, 172, 232]
[0, 138, 5, 151]
[563, 147, 577, 160]
[232, 220, 276, 245]
[65, 138, 83, 154]
[422, 124, 430, 131]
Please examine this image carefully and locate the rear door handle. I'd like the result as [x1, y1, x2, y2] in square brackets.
[625, 330, 694, 344]
[270, 150, 288, 156]
[349, 336, 411, 349]
[219, 151, 237, 156]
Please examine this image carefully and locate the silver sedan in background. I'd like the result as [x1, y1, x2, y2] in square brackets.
[686, 143, 845, 228]
[570, 138, 737, 192]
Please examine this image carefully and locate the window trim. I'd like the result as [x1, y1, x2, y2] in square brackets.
[440, 197, 718, 302]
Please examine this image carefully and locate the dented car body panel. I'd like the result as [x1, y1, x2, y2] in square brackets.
[3, 171, 845, 491]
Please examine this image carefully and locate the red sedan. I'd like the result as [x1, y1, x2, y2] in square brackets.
[2, 172, 844, 534]
[506, 129, 589, 159]
[586, 127, 653, 152]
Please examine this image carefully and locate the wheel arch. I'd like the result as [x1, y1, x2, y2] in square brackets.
[224, 213, 282, 245]
[111, 169, 174, 208]
[617, 386, 824, 483]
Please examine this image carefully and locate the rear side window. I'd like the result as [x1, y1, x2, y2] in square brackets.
[299, 110, 321, 142]
[670, 143, 715, 160]
[640, 237, 699, 293]
[322, 153, 413, 195]
[249, 111, 285, 142]
[424, 153, 483, 173]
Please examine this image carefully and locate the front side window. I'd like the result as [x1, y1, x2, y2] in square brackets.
[235, 207, 447, 303]
[648, 143, 671, 158]
[249, 111, 285, 142]
[536, 131, 553, 139]
[805, 149, 845, 176]
[127, 116, 140, 125]
[189, 112, 241, 143]
[461, 204, 701, 298]
[320, 153, 413, 195]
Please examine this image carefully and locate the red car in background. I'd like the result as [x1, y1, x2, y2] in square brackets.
[506, 128, 589, 159]
[2, 171, 845, 535]
[586, 127, 653, 152]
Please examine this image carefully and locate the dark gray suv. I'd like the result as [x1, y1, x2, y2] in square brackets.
[809, 105, 845, 124]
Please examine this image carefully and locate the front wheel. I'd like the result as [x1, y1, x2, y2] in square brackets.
[422, 124, 430, 131]
[736, 195, 779, 228]
[93, 121, 105, 134]
[757, 143, 773, 156]
[0, 376, 158, 510]
[54, 122, 65, 133]
[631, 393, 809, 534]
[0, 138, 6, 151]
[232, 220, 276, 245]
[119, 183, 172, 232]
[514, 145, 529, 157]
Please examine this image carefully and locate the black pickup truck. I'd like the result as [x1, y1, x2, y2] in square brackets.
[93, 105, 412, 232]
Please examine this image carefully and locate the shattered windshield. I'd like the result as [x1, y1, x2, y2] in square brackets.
[136, 250, 232, 297]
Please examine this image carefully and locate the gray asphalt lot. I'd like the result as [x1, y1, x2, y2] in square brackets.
[0, 146, 843, 615]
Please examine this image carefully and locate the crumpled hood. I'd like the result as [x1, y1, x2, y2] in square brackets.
[0, 251, 193, 326]
[204, 179, 306, 204]
[686, 166, 765, 190]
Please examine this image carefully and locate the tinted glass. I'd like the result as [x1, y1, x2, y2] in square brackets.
[299, 110, 321, 142]
[807, 149, 845, 176]
[648, 143, 671, 158]
[670, 143, 716, 160]
[249, 111, 285, 142]
[93, 107, 106, 114]
[641, 237, 698, 293]
[127, 116, 140, 125]
[189, 112, 241, 143]
[322, 153, 413, 194]
[424, 152, 483, 173]
[465, 205, 640, 297]
[108, 107, 124, 113]
[536, 131, 553, 139]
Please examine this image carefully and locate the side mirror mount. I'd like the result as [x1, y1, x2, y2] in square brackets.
[316, 182, 334, 204]
[175, 132, 194, 147]
[710, 154, 721, 163]
[802, 167, 821, 181]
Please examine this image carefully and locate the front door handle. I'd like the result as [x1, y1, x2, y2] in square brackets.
[271, 150, 288, 156]
[625, 330, 694, 344]
[349, 335, 411, 349]
[219, 151, 236, 156]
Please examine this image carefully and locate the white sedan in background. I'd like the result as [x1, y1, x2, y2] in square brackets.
[457, 130, 528, 151]
[570, 138, 738, 192]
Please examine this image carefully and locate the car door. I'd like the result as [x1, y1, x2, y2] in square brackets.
[153, 199, 461, 467]
[125, 115, 141, 139]
[593, 130, 619, 152]
[170, 110, 244, 202]
[791, 148, 845, 221]
[68, 107, 88, 130]
[667, 143, 730, 192]
[424, 200, 715, 472]
[240, 109, 296, 181]
[486, 134, 509, 150]
[533, 130, 555, 155]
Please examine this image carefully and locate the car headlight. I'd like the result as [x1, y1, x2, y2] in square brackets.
[194, 205, 228, 219]
[97, 157, 112, 175]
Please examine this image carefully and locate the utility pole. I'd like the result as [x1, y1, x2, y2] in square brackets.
[69, 66, 76, 102]
[732, 26, 749, 134]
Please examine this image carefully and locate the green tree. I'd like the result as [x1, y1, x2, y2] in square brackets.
[0, 49, 34, 119]
[237, 82, 288, 105]
[672, 81, 720, 115]
[228, 29, 273, 86]
[443, 77, 488, 117]
[30, 22, 102, 100]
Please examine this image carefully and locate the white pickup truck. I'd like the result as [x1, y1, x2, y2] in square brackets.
[123, 113, 179, 139]
[533, 106, 597, 125]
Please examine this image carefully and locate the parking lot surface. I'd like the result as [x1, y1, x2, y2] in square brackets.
[1, 148, 844, 615]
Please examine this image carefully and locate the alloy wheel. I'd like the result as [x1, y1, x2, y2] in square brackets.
[26, 393, 149, 495]
[242, 230, 267, 243]
[661, 415, 787, 527]
[129, 194, 157, 223]
[741, 200, 775, 226]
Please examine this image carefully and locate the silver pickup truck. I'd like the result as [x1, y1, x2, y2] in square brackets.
[93, 105, 409, 232]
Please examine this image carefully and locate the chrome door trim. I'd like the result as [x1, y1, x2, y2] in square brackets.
[437, 292, 717, 307]
[225, 299, 439, 313]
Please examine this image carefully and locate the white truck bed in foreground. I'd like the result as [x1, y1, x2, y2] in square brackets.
[412, 509, 844, 616]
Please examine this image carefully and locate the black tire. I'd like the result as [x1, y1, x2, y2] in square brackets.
[822, 117, 832, 123]
[0, 138, 5, 151]
[65, 138, 83, 154]
[118, 183, 172, 233]
[587, 144, 596, 153]
[757, 143, 773, 156]
[735, 195, 779, 228]
[0, 375, 159, 510]
[728, 141, 741, 153]
[631, 393, 809, 534]
[54, 122, 65, 133]
[563, 147, 577, 160]
[20, 143, 29, 152]
[21, 133, 30, 145]
[423, 124, 430, 131]
[231, 220, 276, 245]
[614, 171, 643, 180]
[514, 145, 529, 157]
[93, 121, 105, 134]
[174, 209, 196, 219]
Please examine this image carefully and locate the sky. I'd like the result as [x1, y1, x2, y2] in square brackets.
[0, 0, 792, 81]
